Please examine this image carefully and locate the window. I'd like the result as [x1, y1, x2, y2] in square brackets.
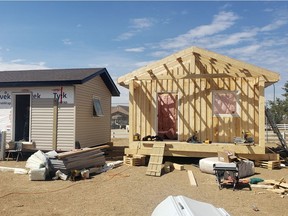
[93, 98, 104, 117]
[213, 90, 240, 117]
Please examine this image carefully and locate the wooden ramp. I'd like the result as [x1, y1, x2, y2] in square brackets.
[146, 143, 165, 177]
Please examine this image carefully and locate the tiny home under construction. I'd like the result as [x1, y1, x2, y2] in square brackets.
[0, 68, 119, 151]
[118, 46, 280, 160]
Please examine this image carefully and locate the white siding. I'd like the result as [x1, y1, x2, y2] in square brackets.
[57, 103, 75, 151]
[31, 99, 75, 150]
[31, 98, 54, 150]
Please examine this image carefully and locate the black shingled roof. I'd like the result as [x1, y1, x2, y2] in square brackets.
[0, 68, 120, 96]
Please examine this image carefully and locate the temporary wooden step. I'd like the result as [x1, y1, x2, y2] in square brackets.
[146, 143, 165, 177]
[123, 155, 146, 166]
[259, 160, 281, 170]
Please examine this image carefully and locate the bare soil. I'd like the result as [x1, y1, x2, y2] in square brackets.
[0, 138, 287, 216]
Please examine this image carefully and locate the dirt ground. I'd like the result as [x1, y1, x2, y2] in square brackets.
[0, 138, 288, 216]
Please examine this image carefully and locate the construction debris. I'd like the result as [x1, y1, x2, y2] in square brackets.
[251, 178, 288, 196]
[0, 166, 28, 174]
[29, 167, 46, 181]
[173, 163, 185, 171]
[49, 148, 106, 174]
[187, 170, 198, 186]
[22, 145, 123, 181]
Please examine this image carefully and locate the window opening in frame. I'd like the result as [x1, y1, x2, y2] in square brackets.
[213, 90, 240, 117]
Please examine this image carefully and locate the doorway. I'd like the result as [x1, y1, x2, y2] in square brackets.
[157, 93, 178, 140]
[14, 94, 31, 141]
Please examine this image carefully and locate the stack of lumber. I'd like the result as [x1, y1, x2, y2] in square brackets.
[123, 155, 146, 166]
[49, 146, 107, 174]
[256, 160, 281, 170]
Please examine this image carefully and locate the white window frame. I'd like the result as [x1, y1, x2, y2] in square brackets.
[212, 90, 240, 117]
[93, 97, 104, 117]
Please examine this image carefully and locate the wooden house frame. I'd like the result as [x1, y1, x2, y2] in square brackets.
[118, 47, 280, 160]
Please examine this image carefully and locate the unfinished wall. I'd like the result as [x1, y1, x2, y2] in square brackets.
[130, 55, 261, 144]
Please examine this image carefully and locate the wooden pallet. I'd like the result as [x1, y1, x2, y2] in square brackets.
[123, 155, 145, 166]
[259, 160, 281, 170]
[146, 143, 165, 177]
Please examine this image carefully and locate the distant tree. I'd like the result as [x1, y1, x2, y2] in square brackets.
[268, 80, 288, 124]
[282, 81, 288, 98]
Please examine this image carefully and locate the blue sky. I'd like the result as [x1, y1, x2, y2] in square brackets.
[0, 1, 287, 105]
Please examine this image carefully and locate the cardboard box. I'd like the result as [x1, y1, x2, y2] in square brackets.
[218, 151, 235, 163]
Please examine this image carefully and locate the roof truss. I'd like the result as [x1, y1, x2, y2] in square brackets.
[118, 46, 280, 87]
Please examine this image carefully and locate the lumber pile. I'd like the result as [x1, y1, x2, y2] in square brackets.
[255, 160, 281, 170]
[123, 155, 146, 166]
[49, 146, 106, 174]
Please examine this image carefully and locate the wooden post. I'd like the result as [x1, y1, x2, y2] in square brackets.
[129, 81, 134, 144]
[0, 131, 6, 161]
[258, 77, 265, 151]
[52, 97, 58, 150]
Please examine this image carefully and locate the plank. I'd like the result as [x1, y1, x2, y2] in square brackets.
[146, 143, 165, 177]
[56, 145, 110, 159]
[250, 184, 274, 189]
[173, 163, 185, 171]
[187, 170, 198, 186]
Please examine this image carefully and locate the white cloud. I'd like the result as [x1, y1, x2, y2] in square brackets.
[10, 59, 26, 63]
[115, 17, 155, 41]
[158, 11, 239, 50]
[224, 44, 262, 56]
[131, 18, 154, 29]
[261, 19, 287, 32]
[150, 50, 170, 58]
[62, 38, 72, 45]
[0, 60, 48, 71]
[205, 29, 258, 49]
[125, 47, 145, 52]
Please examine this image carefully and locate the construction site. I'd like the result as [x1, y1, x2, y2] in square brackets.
[0, 46, 288, 216]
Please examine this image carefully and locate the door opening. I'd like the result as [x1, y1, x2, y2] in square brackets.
[157, 93, 178, 140]
[14, 94, 30, 141]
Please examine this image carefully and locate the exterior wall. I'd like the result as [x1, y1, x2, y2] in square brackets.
[0, 87, 75, 150]
[129, 56, 262, 145]
[56, 103, 75, 151]
[30, 98, 75, 151]
[31, 98, 54, 150]
[75, 76, 112, 148]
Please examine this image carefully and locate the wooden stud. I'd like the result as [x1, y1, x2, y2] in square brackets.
[187, 170, 198, 186]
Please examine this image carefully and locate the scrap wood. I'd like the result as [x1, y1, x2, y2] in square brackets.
[187, 170, 198, 186]
[250, 184, 274, 189]
[267, 188, 287, 195]
[173, 163, 184, 171]
[263, 179, 288, 189]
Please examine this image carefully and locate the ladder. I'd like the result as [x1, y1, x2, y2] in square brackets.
[146, 143, 165, 177]
[265, 107, 288, 151]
